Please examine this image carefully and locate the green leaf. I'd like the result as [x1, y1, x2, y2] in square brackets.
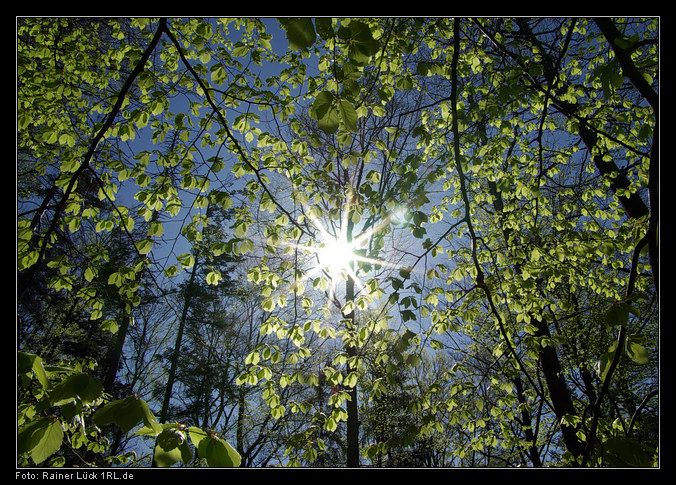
[154, 440, 192, 467]
[48, 374, 103, 406]
[17, 352, 51, 390]
[603, 437, 654, 467]
[18, 417, 64, 464]
[337, 99, 358, 132]
[325, 416, 338, 432]
[177, 253, 195, 269]
[206, 270, 222, 286]
[318, 112, 339, 136]
[30, 421, 65, 464]
[401, 309, 416, 322]
[245, 351, 260, 365]
[209, 190, 232, 209]
[84, 266, 97, 282]
[137, 238, 153, 255]
[604, 302, 629, 327]
[395, 329, 417, 353]
[211, 65, 227, 85]
[188, 427, 207, 448]
[341, 20, 379, 65]
[596, 351, 615, 380]
[197, 435, 241, 467]
[281, 18, 316, 50]
[314, 17, 334, 40]
[156, 427, 184, 451]
[344, 371, 358, 388]
[93, 395, 161, 434]
[261, 298, 275, 312]
[311, 91, 340, 135]
[341, 300, 355, 316]
[148, 220, 164, 237]
[625, 336, 649, 364]
[595, 60, 624, 98]
[234, 221, 248, 237]
[396, 74, 413, 91]
[311, 91, 334, 118]
[231, 41, 250, 58]
[101, 319, 119, 333]
[154, 428, 192, 467]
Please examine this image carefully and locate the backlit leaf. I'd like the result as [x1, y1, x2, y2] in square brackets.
[18, 417, 63, 464]
[626, 337, 649, 364]
[281, 18, 316, 50]
[93, 395, 161, 434]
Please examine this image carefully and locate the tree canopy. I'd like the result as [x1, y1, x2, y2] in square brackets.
[17, 17, 658, 468]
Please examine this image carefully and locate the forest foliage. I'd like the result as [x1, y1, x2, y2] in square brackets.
[17, 17, 658, 468]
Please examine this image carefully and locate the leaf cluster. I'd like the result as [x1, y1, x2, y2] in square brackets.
[18, 351, 241, 467]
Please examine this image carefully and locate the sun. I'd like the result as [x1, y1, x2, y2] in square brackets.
[315, 233, 357, 280]
[282, 199, 410, 309]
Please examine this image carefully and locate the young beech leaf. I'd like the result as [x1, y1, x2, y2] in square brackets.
[340, 20, 379, 65]
[206, 270, 222, 285]
[154, 440, 192, 467]
[282, 18, 316, 50]
[603, 436, 654, 467]
[315, 17, 334, 40]
[17, 352, 51, 390]
[18, 417, 64, 464]
[48, 374, 103, 406]
[604, 302, 629, 327]
[596, 349, 616, 381]
[93, 395, 161, 434]
[136, 238, 152, 255]
[337, 99, 358, 132]
[625, 336, 649, 364]
[311, 91, 340, 134]
[198, 435, 241, 467]
[154, 428, 192, 467]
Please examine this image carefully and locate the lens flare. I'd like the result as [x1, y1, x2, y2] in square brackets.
[280, 199, 411, 311]
[316, 234, 356, 280]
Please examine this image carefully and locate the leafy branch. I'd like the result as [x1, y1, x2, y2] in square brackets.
[18, 351, 241, 467]
[580, 233, 653, 466]
[19, 19, 167, 302]
[160, 20, 312, 241]
[448, 18, 538, 398]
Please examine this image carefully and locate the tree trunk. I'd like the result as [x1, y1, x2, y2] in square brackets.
[514, 377, 542, 467]
[533, 319, 585, 459]
[236, 388, 246, 466]
[103, 312, 131, 394]
[159, 257, 199, 423]
[345, 217, 360, 467]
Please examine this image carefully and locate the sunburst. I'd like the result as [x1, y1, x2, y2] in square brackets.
[289, 200, 408, 309]
[315, 231, 357, 281]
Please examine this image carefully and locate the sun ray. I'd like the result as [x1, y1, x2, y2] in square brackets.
[296, 203, 407, 301]
[270, 196, 413, 316]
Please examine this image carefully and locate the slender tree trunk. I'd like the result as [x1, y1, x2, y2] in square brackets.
[103, 312, 131, 394]
[533, 319, 585, 459]
[345, 217, 360, 467]
[236, 389, 246, 467]
[514, 377, 542, 467]
[159, 257, 199, 423]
